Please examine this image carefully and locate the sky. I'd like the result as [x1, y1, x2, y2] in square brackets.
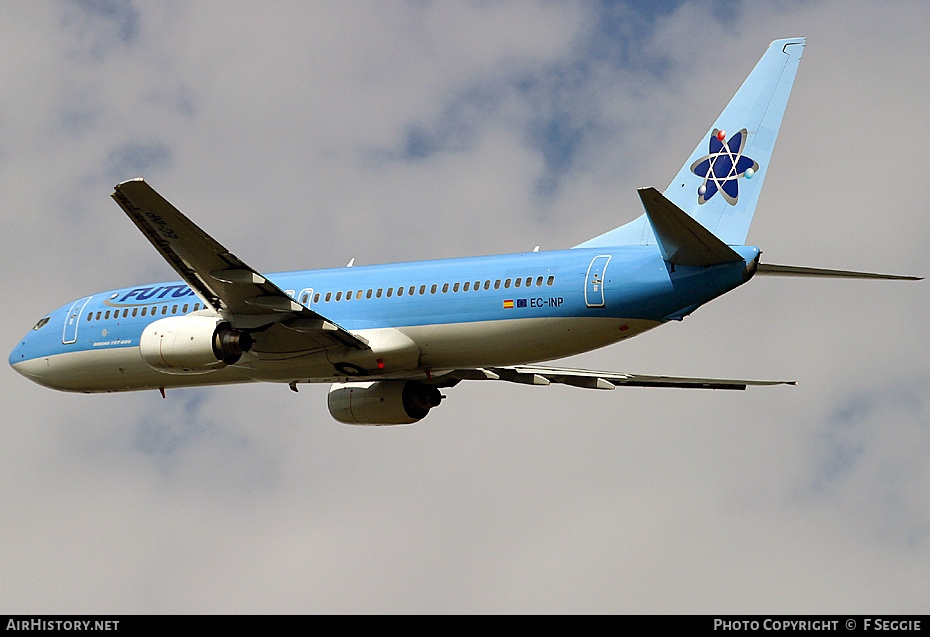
[2, 0, 928, 614]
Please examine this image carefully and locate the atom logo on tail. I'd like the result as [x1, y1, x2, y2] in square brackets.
[690, 128, 759, 205]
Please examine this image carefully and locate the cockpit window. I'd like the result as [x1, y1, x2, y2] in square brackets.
[32, 316, 50, 331]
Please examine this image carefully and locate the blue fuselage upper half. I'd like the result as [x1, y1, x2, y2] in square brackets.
[10, 245, 760, 368]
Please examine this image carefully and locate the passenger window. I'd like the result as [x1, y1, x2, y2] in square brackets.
[514, 278, 521, 288]
[494, 280, 501, 289]
[141, 307, 147, 317]
[442, 283, 449, 293]
[504, 278, 511, 288]
[194, 303, 201, 311]
[313, 293, 320, 304]
[301, 293, 310, 305]
[397, 286, 404, 296]
[161, 306, 168, 315]
[325, 292, 332, 302]
[525, 277, 532, 287]
[182, 304, 188, 313]
[104, 311, 111, 320]
[86, 312, 92, 322]
[547, 275, 554, 286]
[463, 281, 470, 292]
[123, 309, 129, 318]
[408, 286, 415, 296]
[536, 276, 543, 287]
[376, 288, 383, 298]
[387, 287, 393, 297]
[95, 311, 102, 321]
[132, 308, 138, 317]
[484, 280, 490, 290]
[356, 290, 363, 300]
[453, 282, 460, 292]
[172, 305, 178, 314]
[366, 289, 373, 299]
[419, 285, 426, 295]
[336, 292, 342, 301]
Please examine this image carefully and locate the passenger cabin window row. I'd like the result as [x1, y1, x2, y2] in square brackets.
[313, 275, 555, 304]
[86, 274, 556, 322]
[87, 303, 203, 322]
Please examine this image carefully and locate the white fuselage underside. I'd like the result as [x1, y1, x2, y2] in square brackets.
[13, 316, 660, 392]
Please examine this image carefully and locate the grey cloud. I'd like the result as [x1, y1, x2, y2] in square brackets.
[2, 0, 929, 613]
[106, 140, 170, 182]
[805, 378, 930, 546]
[65, 0, 140, 51]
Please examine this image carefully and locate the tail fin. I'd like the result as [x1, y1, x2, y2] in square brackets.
[577, 37, 805, 249]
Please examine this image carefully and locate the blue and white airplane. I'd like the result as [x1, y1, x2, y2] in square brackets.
[9, 38, 920, 424]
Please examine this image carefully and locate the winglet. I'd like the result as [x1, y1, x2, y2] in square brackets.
[638, 187, 742, 266]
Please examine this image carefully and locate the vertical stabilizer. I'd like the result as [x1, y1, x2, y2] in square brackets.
[577, 38, 805, 249]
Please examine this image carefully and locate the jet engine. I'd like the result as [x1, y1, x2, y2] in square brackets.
[327, 380, 443, 425]
[139, 316, 253, 374]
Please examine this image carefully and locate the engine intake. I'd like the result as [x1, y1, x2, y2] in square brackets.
[140, 316, 252, 374]
[328, 380, 443, 425]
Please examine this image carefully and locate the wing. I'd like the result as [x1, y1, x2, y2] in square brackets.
[443, 364, 796, 390]
[111, 178, 367, 351]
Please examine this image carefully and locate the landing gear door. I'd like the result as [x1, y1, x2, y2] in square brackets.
[584, 255, 611, 308]
[62, 296, 92, 344]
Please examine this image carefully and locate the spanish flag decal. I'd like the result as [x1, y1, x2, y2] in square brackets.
[502, 299, 514, 309]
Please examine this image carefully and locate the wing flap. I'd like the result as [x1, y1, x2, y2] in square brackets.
[446, 364, 795, 391]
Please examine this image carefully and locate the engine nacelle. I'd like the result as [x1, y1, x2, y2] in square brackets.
[327, 381, 443, 425]
[139, 316, 253, 375]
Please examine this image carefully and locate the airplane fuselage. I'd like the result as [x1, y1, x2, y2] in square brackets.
[11, 39, 829, 425]
[10, 245, 759, 393]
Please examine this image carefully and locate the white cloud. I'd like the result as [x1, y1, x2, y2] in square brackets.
[2, 0, 928, 612]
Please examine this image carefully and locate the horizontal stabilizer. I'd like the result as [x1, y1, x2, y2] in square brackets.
[756, 263, 922, 280]
[638, 187, 742, 266]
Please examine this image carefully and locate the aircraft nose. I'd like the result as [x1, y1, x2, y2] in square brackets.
[9, 335, 28, 370]
[9, 318, 57, 387]
[9, 336, 60, 389]
[9, 338, 40, 387]
[10, 331, 33, 370]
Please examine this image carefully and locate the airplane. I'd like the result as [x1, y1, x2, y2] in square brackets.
[9, 37, 921, 425]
